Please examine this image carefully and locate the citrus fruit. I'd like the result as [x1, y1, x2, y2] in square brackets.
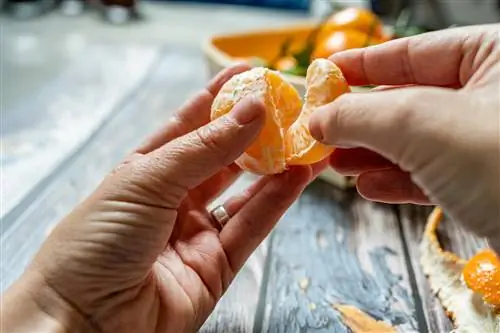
[274, 56, 298, 72]
[312, 29, 381, 59]
[463, 249, 500, 307]
[211, 58, 350, 175]
[318, 7, 385, 42]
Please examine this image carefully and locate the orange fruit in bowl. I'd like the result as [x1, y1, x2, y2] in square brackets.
[274, 56, 298, 72]
[463, 249, 500, 307]
[312, 29, 381, 60]
[211, 58, 350, 175]
[318, 7, 385, 42]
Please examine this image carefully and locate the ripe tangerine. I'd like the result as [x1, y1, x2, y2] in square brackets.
[274, 56, 298, 72]
[463, 249, 500, 307]
[313, 29, 381, 60]
[211, 58, 350, 175]
[318, 7, 385, 42]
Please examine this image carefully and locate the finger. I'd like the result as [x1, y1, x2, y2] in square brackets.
[330, 148, 395, 176]
[309, 86, 457, 164]
[371, 85, 416, 92]
[219, 159, 325, 217]
[310, 158, 329, 178]
[136, 63, 251, 154]
[329, 25, 497, 87]
[356, 168, 431, 205]
[372, 83, 462, 91]
[191, 163, 242, 205]
[144, 98, 265, 207]
[220, 166, 313, 271]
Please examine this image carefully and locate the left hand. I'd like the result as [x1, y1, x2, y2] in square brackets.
[2, 64, 326, 333]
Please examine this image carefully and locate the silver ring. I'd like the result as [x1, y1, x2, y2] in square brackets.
[210, 205, 230, 229]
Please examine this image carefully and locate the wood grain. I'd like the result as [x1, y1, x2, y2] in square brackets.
[1, 45, 159, 219]
[398, 205, 487, 333]
[260, 181, 419, 333]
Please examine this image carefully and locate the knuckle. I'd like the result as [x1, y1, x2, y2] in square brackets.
[391, 91, 421, 126]
[322, 94, 353, 143]
[110, 153, 144, 175]
[194, 119, 232, 164]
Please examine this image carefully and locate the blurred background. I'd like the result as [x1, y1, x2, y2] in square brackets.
[1, 0, 499, 218]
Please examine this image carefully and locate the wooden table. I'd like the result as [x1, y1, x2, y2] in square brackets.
[1, 44, 485, 333]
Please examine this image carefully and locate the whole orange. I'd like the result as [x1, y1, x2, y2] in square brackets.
[318, 7, 385, 42]
[312, 29, 380, 59]
[274, 56, 298, 72]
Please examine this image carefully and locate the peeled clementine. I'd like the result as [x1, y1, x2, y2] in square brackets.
[463, 249, 500, 307]
[211, 58, 350, 175]
[318, 7, 385, 42]
[313, 29, 381, 60]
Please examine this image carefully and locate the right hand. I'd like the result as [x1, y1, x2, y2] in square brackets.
[309, 24, 500, 252]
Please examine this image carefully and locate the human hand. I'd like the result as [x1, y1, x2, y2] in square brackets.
[309, 24, 500, 252]
[2, 65, 325, 333]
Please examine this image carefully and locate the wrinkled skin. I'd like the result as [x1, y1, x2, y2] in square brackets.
[2, 65, 326, 333]
[310, 24, 500, 253]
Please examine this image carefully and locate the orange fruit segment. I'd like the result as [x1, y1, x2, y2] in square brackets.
[463, 249, 500, 307]
[210, 58, 350, 175]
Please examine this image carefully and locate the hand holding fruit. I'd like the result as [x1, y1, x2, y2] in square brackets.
[1, 65, 325, 333]
[309, 24, 500, 253]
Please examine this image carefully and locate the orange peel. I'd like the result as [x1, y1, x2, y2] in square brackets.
[420, 207, 500, 331]
[334, 304, 397, 332]
[463, 249, 500, 307]
[211, 58, 350, 175]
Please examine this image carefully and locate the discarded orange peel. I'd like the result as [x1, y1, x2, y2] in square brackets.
[334, 304, 397, 333]
[463, 249, 500, 307]
[211, 58, 350, 175]
[420, 207, 500, 332]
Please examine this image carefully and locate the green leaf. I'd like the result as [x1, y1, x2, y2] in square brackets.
[292, 43, 314, 68]
[282, 65, 307, 77]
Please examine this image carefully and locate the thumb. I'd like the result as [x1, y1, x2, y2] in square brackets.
[144, 97, 265, 204]
[308, 86, 455, 166]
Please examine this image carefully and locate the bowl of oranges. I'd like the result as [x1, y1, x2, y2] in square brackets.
[203, 6, 422, 188]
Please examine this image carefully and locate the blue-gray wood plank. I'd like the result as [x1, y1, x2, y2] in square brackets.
[1, 44, 159, 220]
[259, 185, 419, 332]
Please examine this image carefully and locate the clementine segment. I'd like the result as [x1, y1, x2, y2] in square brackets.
[463, 249, 500, 307]
[211, 58, 350, 175]
[286, 59, 350, 165]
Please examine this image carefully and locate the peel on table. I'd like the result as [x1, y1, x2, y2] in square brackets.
[211, 58, 350, 175]
[334, 304, 397, 332]
[420, 207, 500, 332]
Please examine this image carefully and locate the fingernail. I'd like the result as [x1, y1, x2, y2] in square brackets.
[229, 98, 264, 125]
[308, 108, 324, 141]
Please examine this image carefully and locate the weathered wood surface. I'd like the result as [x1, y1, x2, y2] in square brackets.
[399, 205, 487, 333]
[260, 183, 419, 333]
[1, 44, 159, 219]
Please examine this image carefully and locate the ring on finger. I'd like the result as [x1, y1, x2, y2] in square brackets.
[210, 205, 231, 230]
